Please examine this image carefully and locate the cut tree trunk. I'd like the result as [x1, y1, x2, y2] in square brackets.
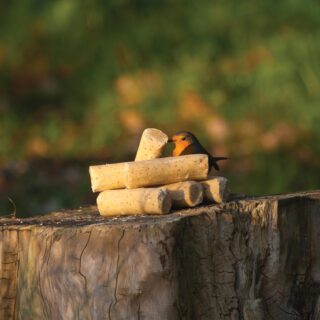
[1, 190, 320, 320]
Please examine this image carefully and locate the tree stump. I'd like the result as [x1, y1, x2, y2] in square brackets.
[1, 190, 320, 320]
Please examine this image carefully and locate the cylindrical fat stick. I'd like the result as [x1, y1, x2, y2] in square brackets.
[165, 181, 203, 208]
[125, 154, 208, 189]
[135, 128, 168, 161]
[97, 188, 171, 216]
[200, 176, 229, 203]
[89, 162, 126, 192]
[89, 128, 168, 192]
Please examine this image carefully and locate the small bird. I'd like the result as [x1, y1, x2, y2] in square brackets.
[168, 131, 228, 171]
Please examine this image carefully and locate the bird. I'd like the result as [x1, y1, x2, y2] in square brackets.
[168, 131, 228, 171]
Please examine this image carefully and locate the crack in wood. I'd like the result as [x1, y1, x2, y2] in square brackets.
[108, 229, 125, 320]
[38, 236, 51, 320]
[78, 230, 92, 297]
[12, 230, 20, 320]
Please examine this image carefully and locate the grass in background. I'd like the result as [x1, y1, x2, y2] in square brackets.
[0, 0, 319, 216]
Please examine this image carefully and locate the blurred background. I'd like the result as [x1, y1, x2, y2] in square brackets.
[0, 0, 319, 217]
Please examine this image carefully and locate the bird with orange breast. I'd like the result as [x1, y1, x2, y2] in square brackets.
[168, 131, 228, 171]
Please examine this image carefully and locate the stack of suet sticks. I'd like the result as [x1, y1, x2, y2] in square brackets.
[89, 128, 229, 216]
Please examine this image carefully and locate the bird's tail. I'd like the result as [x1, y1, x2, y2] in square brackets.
[210, 156, 228, 171]
[213, 156, 228, 161]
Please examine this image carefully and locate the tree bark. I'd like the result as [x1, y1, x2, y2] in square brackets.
[1, 190, 320, 320]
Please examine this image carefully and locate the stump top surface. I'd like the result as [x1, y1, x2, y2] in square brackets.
[1, 190, 319, 228]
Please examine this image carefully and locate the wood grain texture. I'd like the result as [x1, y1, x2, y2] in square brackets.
[1, 190, 320, 320]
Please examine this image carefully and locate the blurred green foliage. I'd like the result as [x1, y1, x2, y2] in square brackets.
[0, 0, 319, 215]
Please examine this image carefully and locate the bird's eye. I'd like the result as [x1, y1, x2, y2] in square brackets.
[181, 137, 186, 141]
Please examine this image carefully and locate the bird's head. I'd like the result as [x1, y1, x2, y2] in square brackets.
[168, 131, 198, 144]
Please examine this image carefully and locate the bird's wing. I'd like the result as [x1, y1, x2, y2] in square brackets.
[178, 144, 202, 155]
[179, 144, 225, 171]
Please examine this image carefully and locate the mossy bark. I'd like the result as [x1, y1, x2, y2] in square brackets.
[1, 191, 320, 320]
